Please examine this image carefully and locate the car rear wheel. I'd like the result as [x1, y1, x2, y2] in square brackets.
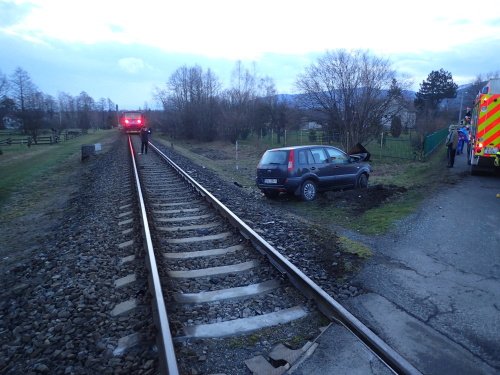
[300, 180, 317, 201]
[356, 173, 368, 188]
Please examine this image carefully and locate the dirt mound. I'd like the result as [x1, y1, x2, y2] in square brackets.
[191, 147, 231, 160]
[324, 184, 407, 213]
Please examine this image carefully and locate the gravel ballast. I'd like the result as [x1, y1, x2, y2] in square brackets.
[1, 134, 364, 374]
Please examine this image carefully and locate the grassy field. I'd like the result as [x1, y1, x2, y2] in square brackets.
[0, 129, 119, 208]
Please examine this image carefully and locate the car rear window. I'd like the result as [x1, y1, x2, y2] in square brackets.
[260, 150, 288, 165]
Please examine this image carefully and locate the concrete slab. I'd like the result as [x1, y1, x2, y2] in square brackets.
[173, 279, 281, 303]
[110, 299, 137, 317]
[120, 255, 136, 264]
[118, 239, 134, 249]
[118, 218, 133, 226]
[161, 222, 217, 232]
[156, 214, 211, 223]
[287, 342, 319, 373]
[269, 342, 313, 365]
[114, 274, 136, 288]
[164, 244, 243, 259]
[181, 306, 308, 338]
[244, 355, 289, 375]
[154, 208, 201, 214]
[168, 260, 258, 279]
[344, 293, 497, 375]
[289, 321, 392, 375]
[166, 232, 231, 243]
[121, 228, 133, 235]
[113, 333, 143, 356]
[117, 210, 132, 218]
[153, 201, 198, 207]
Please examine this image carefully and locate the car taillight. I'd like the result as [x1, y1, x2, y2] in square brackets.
[125, 119, 129, 124]
[138, 119, 142, 124]
[288, 150, 295, 171]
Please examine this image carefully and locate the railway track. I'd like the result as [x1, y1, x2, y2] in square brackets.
[127, 135, 421, 375]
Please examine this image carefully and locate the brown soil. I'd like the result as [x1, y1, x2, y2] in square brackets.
[323, 184, 408, 214]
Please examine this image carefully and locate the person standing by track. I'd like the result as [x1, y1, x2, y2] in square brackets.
[140, 127, 151, 154]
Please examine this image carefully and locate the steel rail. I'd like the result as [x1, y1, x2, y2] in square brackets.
[128, 137, 179, 375]
[149, 141, 422, 375]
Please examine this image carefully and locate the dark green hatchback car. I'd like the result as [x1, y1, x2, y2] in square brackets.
[256, 145, 371, 201]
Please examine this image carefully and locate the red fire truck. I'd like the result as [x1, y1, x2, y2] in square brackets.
[469, 79, 500, 174]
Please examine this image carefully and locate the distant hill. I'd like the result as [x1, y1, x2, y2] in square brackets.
[275, 89, 416, 108]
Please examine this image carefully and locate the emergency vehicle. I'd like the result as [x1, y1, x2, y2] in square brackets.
[469, 78, 500, 174]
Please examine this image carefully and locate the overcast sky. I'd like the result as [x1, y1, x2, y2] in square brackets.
[1, 0, 499, 109]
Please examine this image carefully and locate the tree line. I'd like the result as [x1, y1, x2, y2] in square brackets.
[2, 49, 497, 150]
[0, 67, 117, 142]
[152, 49, 496, 151]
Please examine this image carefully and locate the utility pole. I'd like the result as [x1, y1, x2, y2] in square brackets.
[458, 91, 467, 124]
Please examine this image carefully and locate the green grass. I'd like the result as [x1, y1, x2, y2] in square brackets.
[351, 190, 423, 234]
[338, 236, 372, 258]
[0, 129, 119, 205]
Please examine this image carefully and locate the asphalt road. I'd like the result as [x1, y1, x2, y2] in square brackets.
[292, 153, 500, 374]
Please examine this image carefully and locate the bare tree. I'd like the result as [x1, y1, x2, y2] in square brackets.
[9, 67, 36, 113]
[77, 91, 95, 132]
[0, 70, 12, 129]
[8, 67, 46, 140]
[220, 61, 258, 142]
[58, 92, 78, 129]
[157, 65, 221, 140]
[296, 49, 398, 150]
[0, 70, 9, 99]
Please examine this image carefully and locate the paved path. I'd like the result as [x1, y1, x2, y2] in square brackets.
[292, 152, 500, 374]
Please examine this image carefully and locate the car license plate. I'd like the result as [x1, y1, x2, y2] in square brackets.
[264, 178, 277, 184]
[484, 147, 498, 154]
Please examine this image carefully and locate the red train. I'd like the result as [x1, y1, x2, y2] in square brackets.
[119, 111, 146, 133]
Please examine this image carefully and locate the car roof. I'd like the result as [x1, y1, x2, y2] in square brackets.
[266, 145, 342, 152]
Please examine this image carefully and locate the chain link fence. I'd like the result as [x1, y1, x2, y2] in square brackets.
[250, 127, 450, 162]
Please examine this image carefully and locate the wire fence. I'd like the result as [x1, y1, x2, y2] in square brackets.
[256, 127, 449, 161]
[0, 129, 83, 147]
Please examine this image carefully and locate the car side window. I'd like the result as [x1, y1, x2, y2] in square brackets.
[310, 148, 328, 164]
[325, 147, 349, 164]
[298, 150, 307, 165]
[298, 149, 316, 165]
[306, 150, 315, 164]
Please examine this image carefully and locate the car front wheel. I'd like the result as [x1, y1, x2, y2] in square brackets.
[300, 180, 317, 201]
[356, 173, 369, 188]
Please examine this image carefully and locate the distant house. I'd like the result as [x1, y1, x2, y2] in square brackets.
[1, 115, 22, 130]
[381, 99, 416, 130]
[301, 121, 323, 131]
